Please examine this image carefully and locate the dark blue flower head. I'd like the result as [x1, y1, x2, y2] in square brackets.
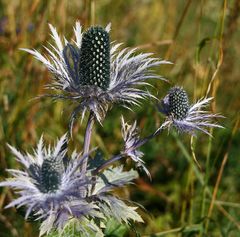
[0, 135, 144, 235]
[168, 87, 189, 120]
[22, 22, 170, 128]
[158, 86, 223, 135]
[0, 135, 97, 235]
[63, 26, 111, 91]
[78, 26, 110, 90]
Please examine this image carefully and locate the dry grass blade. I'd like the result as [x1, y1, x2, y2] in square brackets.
[206, 116, 240, 232]
[0, 213, 19, 237]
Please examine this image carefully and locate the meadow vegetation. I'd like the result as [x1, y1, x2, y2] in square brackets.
[0, 0, 239, 236]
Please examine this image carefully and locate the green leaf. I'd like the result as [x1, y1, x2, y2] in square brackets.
[47, 218, 104, 237]
[104, 218, 128, 237]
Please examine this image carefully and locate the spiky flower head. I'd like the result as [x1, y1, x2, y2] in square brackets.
[158, 86, 223, 135]
[0, 136, 144, 235]
[0, 135, 98, 236]
[22, 22, 170, 129]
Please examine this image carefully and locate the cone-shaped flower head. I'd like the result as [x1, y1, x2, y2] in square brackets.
[158, 86, 223, 135]
[78, 26, 110, 89]
[39, 156, 64, 193]
[0, 135, 98, 236]
[22, 22, 170, 129]
[168, 87, 189, 120]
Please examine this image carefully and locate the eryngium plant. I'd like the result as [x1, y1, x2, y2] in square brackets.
[0, 135, 143, 236]
[158, 86, 223, 135]
[0, 135, 95, 235]
[22, 22, 170, 128]
[2, 19, 224, 237]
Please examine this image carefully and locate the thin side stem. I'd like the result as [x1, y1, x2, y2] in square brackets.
[82, 112, 95, 172]
[143, 224, 201, 237]
[94, 126, 165, 174]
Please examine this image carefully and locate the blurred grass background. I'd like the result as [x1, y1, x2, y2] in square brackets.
[0, 0, 240, 236]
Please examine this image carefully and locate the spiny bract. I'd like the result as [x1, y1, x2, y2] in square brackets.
[22, 22, 170, 128]
[0, 135, 144, 236]
[158, 86, 223, 135]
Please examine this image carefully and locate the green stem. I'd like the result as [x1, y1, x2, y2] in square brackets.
[199, 133, 212, 236]
[143, 224, 201, 237]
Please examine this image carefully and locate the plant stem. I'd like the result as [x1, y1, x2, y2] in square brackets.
[94, 126, 165, 174]
[82, 112, 95, 172]
[143, 224, 201, 237]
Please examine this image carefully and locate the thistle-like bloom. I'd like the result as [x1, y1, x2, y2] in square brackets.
[0, 135, 98, 236]
[22, 22, 169, 128]
[121, 116, 150, 177]
[0, 135, 144, 236]
[158, 86, 223, 135]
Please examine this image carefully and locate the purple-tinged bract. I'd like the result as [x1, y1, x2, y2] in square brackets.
[0, 135, 97, 236]
[21, 22, 170, 130]
[0, 134, 145, 236]
[121, 116, 151, 177]
[158, 86, 223, 135]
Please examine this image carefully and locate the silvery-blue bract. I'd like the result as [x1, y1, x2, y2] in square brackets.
[121, 116, 150, 177]
[158, 86, 223, 135]
[22, 22, 169, 130]
[0, 135, 143, 236]
[0, 135, 96, 235]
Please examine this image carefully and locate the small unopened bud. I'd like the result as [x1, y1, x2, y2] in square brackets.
[168, 87, 189, 120]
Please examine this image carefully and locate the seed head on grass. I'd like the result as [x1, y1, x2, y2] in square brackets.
[158, 86, 223, 135]
[22, 22, 169, 131]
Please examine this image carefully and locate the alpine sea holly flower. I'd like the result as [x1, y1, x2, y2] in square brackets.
[22, 22, 169, 129]
[0, 135, 98, 236]
[48, 163, 143, 236]
[158, 86, 223, 135]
